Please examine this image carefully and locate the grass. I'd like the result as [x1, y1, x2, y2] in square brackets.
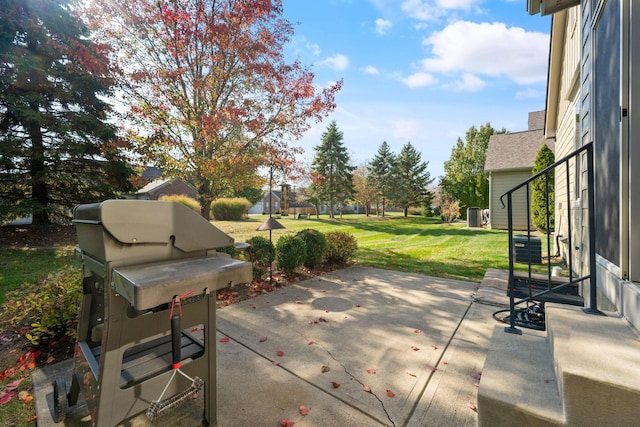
[0, 247, 76, 307]
[217, 213, 514, 282]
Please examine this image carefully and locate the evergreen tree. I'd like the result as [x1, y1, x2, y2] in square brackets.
[441, 123, 505, 213]
[311, 121, 355, 218]
[0, 0, 133, 224]
[531, 143, 555, 233]
[368, 141, 398, 217]
[396, 142, 434, 216]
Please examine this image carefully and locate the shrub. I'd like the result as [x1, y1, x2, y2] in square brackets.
[324, 231, 358, 265]
[408, 207, 423, 216]
[159, 194, 201, 212]
[531, 143, 555, 233]
[439, 194, 460, 224]
[295, 229, 326, 269]
[0, 266, 81, 345]
[276, 235, 306, 276]
[210, 197, 251, 220]
[246, 236, 275, 281]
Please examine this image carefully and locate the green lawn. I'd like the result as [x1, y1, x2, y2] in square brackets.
[214, 213, 511, 282]
[0, 247, 76, 307]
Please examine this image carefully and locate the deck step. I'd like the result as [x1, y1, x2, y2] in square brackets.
[478, 325, 564, 427]
[546, 303, 640, 426]
[479, 303, 640, 427]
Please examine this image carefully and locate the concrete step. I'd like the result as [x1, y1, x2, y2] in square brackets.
[546, 303, 640, 426]
[478, 303, 640, 427]
[478, 325, 565, 427]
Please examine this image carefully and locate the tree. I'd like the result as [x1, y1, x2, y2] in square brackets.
[232, 186, 264, 206]
[368, 141, 398, 217]
[310, 121, 355, 219]
[353, 165, 378, 216]
[531, 143, 555, 233]
[396, 142, 434, 216]
[88, 0, 341, 219]
[441, 123, 505, 213]
[0, 0, 133, 224]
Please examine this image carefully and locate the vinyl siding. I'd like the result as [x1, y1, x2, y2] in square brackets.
[489, 170, 534, 230]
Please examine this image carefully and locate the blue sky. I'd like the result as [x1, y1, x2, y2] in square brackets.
[281, 0, 551, 180]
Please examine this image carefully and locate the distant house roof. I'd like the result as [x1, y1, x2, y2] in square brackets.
[141, 166, 163, 181]
[135, 177, 197, 196]
[528, 110, 545, 131]
[485, 129, 555, 172]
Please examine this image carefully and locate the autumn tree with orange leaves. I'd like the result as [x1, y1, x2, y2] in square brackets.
[87, 0, 341, 218]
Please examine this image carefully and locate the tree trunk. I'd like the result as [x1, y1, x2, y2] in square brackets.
[28, 116, 50, 225]
[404, 207, 408, 217]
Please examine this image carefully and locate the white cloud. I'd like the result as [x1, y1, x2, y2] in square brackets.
[421, 21, 549, 84]
[362, 65, 380, 75]
[392, 119, 420, 140]
[455, 73, 486, 91]
[401, 71, 438, 88]
[401, 0, 481, 21]
[516, 88, 544, 99]
[375, 18, 393, 35]
[317, 54, 350, 71]
[306, 42, 321, 56]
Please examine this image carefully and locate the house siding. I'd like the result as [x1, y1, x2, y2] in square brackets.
[489, 170, 534, 230]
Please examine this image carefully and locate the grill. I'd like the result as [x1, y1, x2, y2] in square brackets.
[52, 199, 252, 426]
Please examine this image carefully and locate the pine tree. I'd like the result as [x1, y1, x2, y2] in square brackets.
[310, 121, 355, 218]
[396, 142, 434, 216]
[531, 143, 555, 233]
[367, 141, 398, 217]
[0, 0, 133, 224]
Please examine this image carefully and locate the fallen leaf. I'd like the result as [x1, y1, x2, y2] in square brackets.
[355, 304, 361, 307]
[331, 381, 341, 388]
[366, 368, 376, 374]
[431, 345, 438, 350]
[276, 350, 285, 357]
[0, 392, 12, 405]
[318, 317, 328, 323]
[411, 346, 420, 351]
[44, 356, 55, 364]
[259, 337, 268, 342]
[405, 370, 417, 377]
[191, 326, 204, 332]
[442, 361, 449, 365]
[386, 389, 395, 398]
[25, 415, 38, 422]
[5, 376, 26, 391]
[18, 391, 33, 403]
[414, 329, 422, 334]
[296, 301, 302, 304]
[474, 382, 480, 387]
[428, 365, 438, 372]
[273, 361, 280, 366]
[307, 340, 315, 345]
[363, 385, 372, 393]
[471, 372, 482, 381]
[467, 401, 477, 412]
[299, 405, 309, 416]
[321, 365, 330, 373]
[279, 419, 295, 426]
[219, 337, 230, 343]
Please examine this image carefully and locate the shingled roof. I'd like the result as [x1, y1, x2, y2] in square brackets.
[484, 110, 554, 172]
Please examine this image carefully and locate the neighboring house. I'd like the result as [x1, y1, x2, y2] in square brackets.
[262, 190, 281, 214]
[479, 2, 640, 425]
[484, 110, 555, 230]
[129, 177, 198, 201]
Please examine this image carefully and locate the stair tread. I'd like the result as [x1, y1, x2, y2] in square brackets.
[546, 304, 640, 390]
[478, 325, 564, 425]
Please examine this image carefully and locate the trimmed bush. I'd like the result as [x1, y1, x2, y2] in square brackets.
[324, 231, 358, 265]
[210, 197, 251, 221]
[276, 235, 306, 276]
[295, 229, 326, 269]
[159, 194, 201, 212]
[246, 236, 275, 281]
[0, 266, 81, 345]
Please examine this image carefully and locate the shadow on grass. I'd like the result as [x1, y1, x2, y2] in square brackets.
[355, 247, 511, 283]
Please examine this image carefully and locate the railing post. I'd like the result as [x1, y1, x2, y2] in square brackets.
[505, 192, 521, 335]
[584, 143, 602, 315]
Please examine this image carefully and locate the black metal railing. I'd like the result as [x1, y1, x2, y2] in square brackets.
[499, 142, 599, 334]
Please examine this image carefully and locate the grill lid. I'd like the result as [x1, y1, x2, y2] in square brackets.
[73, 200, 234, 252]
